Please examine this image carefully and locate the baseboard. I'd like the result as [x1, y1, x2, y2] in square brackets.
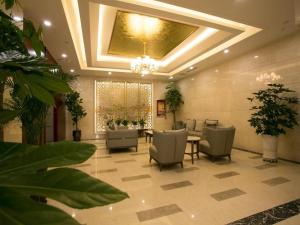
[233, 147, 300, 165]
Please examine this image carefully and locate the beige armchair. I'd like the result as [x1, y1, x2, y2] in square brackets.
[149, 130, 187, 171]
[106, 129, 138, 153]
[199, 126, 235, 161]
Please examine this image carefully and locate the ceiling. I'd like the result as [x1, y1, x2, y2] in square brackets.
[108, 11, 198, 59]
[20, 0, 298, 80]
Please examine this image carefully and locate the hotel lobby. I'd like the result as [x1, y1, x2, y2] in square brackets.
[1, 0, 300, 225]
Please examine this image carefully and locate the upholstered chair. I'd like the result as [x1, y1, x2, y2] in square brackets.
[199, 126, 235, 161]
[149, 130, 188, 171]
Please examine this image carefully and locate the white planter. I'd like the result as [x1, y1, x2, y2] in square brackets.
[262, 135, 278, 163]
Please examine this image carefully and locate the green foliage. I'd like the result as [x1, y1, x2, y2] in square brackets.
[165, 82, 184, 124]
[247, 83, 299, 136]
[1, 0, 17, 10]
[65, 91, 87, 130]
[115, 118, 122, 126]
[131, 120, 138, 126]
[138, 118, 146, 127]
[122, 119, 129, 126]
[0, 141, 129, 225]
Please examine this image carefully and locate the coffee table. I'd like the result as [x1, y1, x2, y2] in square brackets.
[185, 136, 201, 164]
[145, 130, 153, 143]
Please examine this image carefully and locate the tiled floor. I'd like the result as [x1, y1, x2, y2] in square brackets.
[54, 139, 300, 225]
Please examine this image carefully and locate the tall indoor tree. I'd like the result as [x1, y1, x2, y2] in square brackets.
[165, 82, 184, 127]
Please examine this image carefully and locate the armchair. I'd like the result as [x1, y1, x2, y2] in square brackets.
[149, 130, 187, 171]
[199, 126, 235, 161]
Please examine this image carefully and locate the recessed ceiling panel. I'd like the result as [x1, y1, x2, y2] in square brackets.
[107, 11, 198, 59]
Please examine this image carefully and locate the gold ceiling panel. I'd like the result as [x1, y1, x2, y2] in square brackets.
[108, 11, 198, 59]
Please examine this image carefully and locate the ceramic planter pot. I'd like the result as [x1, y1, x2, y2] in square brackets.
[262, 135, 278, 163]
[73, 130, 81, 142]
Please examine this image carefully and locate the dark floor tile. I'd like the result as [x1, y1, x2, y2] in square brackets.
[93, 155, 112, 159]
[136, 204, 182, 222]
[91, 168, 118, 174]
[114, 159, 136, 163]
[211, 188, 246, 201]
[122, 174, 151, 182]
[161, 181, 193, 190]
[214, 171, 240, 179]
[262, 177, 290, 186]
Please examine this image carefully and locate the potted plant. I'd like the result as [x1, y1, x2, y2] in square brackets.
[132, 120, 138, 128]
[165, 82, 184, 128]
[247, 83, 298, 162]
[106, 119, 114, 129]
[122, 119, 129, 127]
[139, 118, 146, 129]
[115, 118, 122, 127]
[65, 91, 87, 141]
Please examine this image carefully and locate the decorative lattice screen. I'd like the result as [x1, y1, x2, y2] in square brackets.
[95, 81, 152, 132]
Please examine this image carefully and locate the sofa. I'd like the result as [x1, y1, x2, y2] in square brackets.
[199, 126, 235, 161]
[106, 129, 138, 153]
[149, 130, 187, 171]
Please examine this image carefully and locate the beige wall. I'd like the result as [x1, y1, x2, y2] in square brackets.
[66, 76, 172, 140]
[177, 31, 300, 162]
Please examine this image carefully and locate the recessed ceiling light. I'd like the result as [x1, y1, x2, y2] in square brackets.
[189, 66, 194, 70]
[70, 69, 75, 73]
[61, 53, 67, 58]
[13, 16, 22, 22]
[224, 49, 229, 54]
[109, 206, 113, 211]
[254, 55, 259, 59]
[215, 69, 219, 73]
[108, 72, 112, 75]
[43, 20, 52, 27]
[169, 76, 174, 79]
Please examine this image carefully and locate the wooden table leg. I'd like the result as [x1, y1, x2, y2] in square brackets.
[191, 141, 194, 164]
[145, 134, 148, 143]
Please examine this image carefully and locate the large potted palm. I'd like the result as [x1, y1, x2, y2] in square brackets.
[0, 1, 128, 224]
[247, 83, 298, 162]
[165, 82, 184, 128]
[65, 91, 87, 141]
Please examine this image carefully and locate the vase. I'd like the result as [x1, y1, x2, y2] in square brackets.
[73, 130, 81, 142]
[262, 135, 278, 163]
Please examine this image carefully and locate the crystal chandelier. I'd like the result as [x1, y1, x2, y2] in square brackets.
[131, 42, 159, 76]
[256, 72, 281, 84]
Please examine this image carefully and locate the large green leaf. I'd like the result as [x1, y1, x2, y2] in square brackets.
[0, 168, 129, 209]
[0, 142, 34, 161]
[0, 141, 96, 175]
[28, 74, 72, 94]
[0, 187, 80, 225]
[0, 109, 21, 124]
[28, 81, 55, 105]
